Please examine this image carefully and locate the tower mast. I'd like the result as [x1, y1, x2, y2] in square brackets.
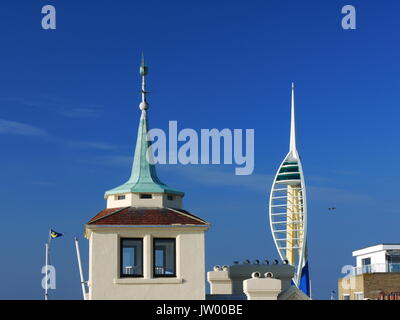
[269, 83, 310, 296]
[290, 82, 297, 152]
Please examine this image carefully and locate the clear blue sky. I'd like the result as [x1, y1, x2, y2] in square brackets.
[0, 0, 399, 299]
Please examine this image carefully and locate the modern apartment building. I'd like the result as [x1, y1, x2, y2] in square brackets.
[338, 244, 400, 300]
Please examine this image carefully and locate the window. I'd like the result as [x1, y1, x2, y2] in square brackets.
[153, 238, 176, 277]
[343, 294, 350, 300]
[140, 194, 152, 199]
[167, 195, 174, 201]
[354, 292, 364, 300]
[120, 238, 143, 277]
[362, 258, 371, 273]
[387, 254, 400, 272]
[116, 195, 126, 200]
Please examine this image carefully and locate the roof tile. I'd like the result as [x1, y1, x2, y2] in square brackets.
[87, 207, 208, 226]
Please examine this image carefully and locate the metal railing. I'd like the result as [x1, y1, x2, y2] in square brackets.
[351, 263, 400, 276]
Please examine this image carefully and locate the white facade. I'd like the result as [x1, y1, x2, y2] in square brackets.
[353, 244, 400, 272]
[85, 57, 209, 300]
[106, 192, 183, 209]
[85, 225, 208, 300]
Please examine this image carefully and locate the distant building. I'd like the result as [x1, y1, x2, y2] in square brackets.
[338, 244, 400, 300]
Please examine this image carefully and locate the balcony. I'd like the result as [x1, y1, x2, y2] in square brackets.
[351, 263, 400, 276]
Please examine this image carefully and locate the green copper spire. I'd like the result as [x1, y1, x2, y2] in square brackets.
[105, 56, 184, 197]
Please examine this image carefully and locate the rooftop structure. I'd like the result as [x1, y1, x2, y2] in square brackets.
[352, 244, 400, 275]
[104, 54, 184, 209]
[207, 261, 309, 300]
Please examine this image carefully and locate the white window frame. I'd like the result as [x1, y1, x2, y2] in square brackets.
[354, 292, 364, 300]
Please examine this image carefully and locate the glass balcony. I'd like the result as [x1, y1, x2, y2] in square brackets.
[350, 263, 400, 276]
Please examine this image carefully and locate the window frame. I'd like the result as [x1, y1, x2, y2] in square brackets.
[153, 238, 176, 278]
[361, 257, 372, 273]
[354, 292, 364, 300]
[120, 238, 144, 278]
[140, 193, 153, 199]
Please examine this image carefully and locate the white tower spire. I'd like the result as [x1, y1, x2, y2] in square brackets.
[268, 83, 310, 296]
[290, 82, 297, 152]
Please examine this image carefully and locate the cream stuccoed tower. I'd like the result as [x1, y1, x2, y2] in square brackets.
[84, 56, 209, 300]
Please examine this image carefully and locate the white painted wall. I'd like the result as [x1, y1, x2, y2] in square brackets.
[355, 251, 386, 268]
[243, 277, 282, 300]
[353, 244, 400, 268]
[106, 193, 183, 209]
[86, 226, 207, 300]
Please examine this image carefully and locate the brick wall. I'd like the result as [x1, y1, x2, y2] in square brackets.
[363, 273, 400, 300]
[338, 274, 364, 300]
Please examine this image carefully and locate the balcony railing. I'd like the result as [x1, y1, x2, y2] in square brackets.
[351, 263, 400, 276]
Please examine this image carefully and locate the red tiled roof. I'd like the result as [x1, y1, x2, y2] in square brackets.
[87, 207, 209, 226]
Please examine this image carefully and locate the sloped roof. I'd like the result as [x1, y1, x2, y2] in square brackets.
[87, 207, 209, 226]
[104, 58, 183, 197]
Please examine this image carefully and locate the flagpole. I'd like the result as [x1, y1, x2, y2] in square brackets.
[45, 229, 52, 300]
[74, 237, 87, 300]
[44, 229, 63, 300]
[45, 242, 49, 300]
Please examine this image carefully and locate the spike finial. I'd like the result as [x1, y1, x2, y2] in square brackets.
[289, 83, 297, 152]
[139, 53, 149, 111]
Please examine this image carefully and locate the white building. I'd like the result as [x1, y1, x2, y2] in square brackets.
[338, 244, 400, 300]
[353, 244, 400, 274]
[84, 57, 209, 300]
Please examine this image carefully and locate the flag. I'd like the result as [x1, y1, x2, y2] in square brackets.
[299, 260, 310, 296]
[50, 229, 63, 239]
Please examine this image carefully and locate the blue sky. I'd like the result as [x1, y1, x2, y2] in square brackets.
[0, 0, 399, 299]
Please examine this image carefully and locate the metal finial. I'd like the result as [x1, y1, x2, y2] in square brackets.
[289, 83, 297, 152]
[139, 53, 149, 110]
[140, 52, 148, 77]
